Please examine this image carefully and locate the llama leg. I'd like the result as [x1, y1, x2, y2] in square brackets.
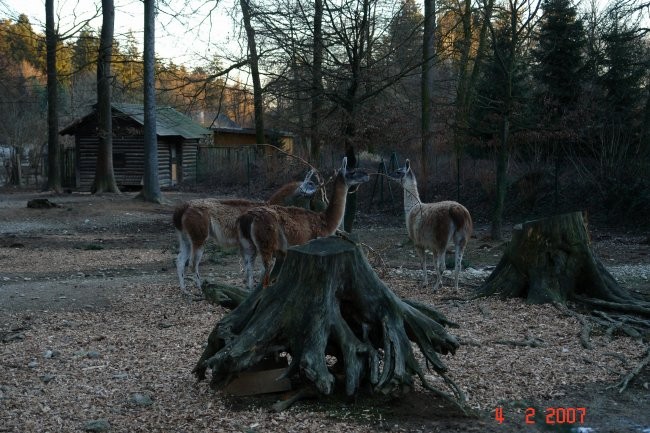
[453, 247, 461, 290]
[432, 253, 443, 291]
[267, 231, 289, 285]
[240, 239, 257, 290]
[261, 253, 274, 288]
[191, 246, 205, 290]
[415, 246, 427, 287]
[176, 232, 191, 293]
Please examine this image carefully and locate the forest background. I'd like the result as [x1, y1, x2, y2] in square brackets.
[0, 0, 648, 237]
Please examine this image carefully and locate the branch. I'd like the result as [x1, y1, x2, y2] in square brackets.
[609, 345, 650, 393]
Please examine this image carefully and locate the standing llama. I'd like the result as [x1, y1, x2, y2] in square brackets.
[173, 170, 318, 294]
[238, 157, 369, 289]
[391, 159, 473, 291]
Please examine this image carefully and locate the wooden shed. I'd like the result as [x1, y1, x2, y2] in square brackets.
[211, 114, 295, 154]
[60, 103, 211, 190]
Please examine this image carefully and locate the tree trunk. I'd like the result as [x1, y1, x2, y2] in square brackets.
[478, 212, 647, 307]
[139, 0, 164, 203]
[45, 0, 61, 193]
[240, 0, 265, 145]
[490, 115, 509, 240]
[194, 236, 464, 407]
[310, 0, 323, 162]
[421, 0, 436, 203]
[92, 0, 120, 194]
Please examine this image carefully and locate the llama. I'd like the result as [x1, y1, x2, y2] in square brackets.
[237, 157, 369, 289]
[173, 170, 318, 294]
[391, 159, 473, 291]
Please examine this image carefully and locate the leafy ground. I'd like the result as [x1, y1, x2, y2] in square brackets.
[0, 189, 648, 433]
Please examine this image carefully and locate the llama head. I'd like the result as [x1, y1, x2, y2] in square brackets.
[390, 159, 417, 187]
[297, 168, 318, 198]
[337, 157, 370, 188]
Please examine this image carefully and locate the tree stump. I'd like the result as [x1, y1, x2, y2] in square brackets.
[27, 198, 61, 209]
[194, 236, 464, 406]
[476, 212, 650, 390]
[476, 212, 645, 305]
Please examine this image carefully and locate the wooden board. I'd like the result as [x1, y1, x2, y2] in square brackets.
[223, 368, 292, 396]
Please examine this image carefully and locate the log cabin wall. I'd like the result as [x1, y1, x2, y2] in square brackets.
[62, 104, 206, 191]
[76, 136, 201, 190]
[179, 141, 198, 186]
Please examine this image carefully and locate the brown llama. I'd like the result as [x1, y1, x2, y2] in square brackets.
[237, 157, 369, 289]
[173, 170, 318, 294]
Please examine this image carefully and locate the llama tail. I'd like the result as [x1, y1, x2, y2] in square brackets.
[449, 203, 473, 236]
[173, 202, 190, 231]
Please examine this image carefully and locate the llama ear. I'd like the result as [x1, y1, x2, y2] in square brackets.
[341, 157, 348, 174]
[405, 159, 411, 171]
[304, 168, 316, 183]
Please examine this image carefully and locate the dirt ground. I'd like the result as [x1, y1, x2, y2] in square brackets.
[1, 189, 649, 433]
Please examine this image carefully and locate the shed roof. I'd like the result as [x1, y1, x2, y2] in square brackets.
[211, 113, 242, 130]
[209, 114, 293, 138]
[60, 103, 211, 139]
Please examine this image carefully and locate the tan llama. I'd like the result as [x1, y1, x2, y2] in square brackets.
[391, 159, 473, 290]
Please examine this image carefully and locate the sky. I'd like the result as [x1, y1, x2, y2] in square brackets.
[1, 0, 244, 69]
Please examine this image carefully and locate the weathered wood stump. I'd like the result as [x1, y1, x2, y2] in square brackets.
[477, 212, 644, 305]
[27, 198, 61, 209]
[194, 236, 464, 407]
[477, 212, 650, 345]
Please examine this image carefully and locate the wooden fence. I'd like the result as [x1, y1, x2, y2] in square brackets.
[195, 145, 324, 194]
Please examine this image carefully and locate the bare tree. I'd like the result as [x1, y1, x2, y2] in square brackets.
[0, 65, 45, 186]
[451, 0, 495, 200]
[421, 0, 436, 202]
[485, 0, 541, 240]
[240, 0, 265, 144]
[45, 0, 61, 192]
[311, 0, 323, 162]
[139, 0, 164, 203]
[92, 0, 120, 193]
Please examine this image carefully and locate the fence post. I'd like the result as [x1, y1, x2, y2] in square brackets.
[246, 147, 251, 194]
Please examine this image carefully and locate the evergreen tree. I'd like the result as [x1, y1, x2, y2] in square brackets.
[599, 11, 645, 127]
[387, 0, 423, 69]
[72, 28, 100, 73]
[532, 0, 585, 119]
[7, 15, 40, 66]
[471, 0, 539, 240]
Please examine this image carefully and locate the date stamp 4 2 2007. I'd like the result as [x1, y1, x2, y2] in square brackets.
[494, 406, 587, 426]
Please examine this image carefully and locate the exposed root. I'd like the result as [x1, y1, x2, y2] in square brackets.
[270, 386, 320, 412]
[553, 303, 593, 349]
[574, 296, 650, 318]
[609, 345, 650, 393]
[417, 370, 467, 415]
[492, 336, 545, 348]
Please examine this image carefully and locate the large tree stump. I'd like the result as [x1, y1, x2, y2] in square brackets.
[477, 212, 644, 304]
[194, 236, 464, 406]
[477, 212, 650, 342]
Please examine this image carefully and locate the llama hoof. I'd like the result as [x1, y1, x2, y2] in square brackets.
[191, 292, 205, 301]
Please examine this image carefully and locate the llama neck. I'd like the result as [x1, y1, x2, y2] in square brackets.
[402, 178, 421, 217]
[324, 176, 349, 233]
